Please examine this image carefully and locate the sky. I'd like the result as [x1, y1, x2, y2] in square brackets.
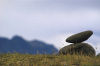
[0, 0, 100, 54]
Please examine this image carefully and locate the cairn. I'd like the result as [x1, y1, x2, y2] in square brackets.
[59, 30, 96, 56]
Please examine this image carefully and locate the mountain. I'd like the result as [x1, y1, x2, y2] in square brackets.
[0, 36, 58, 54]
[30, 40, 58, 54]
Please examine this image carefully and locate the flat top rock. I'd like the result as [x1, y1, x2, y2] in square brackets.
[66, 30, 93, 43]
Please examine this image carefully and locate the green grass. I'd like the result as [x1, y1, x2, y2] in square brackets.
[0, 53, 100, 66]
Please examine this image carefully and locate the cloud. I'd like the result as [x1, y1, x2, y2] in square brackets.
[0, 0, 100, 36]
[1, 9, 100, 39]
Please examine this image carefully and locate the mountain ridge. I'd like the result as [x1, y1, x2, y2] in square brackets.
[0, 35, 58, 54]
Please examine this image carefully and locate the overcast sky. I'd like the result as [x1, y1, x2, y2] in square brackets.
[0, 0, 100, 54]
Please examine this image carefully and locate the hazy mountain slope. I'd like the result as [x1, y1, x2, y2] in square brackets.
[0, 36, 58, 54]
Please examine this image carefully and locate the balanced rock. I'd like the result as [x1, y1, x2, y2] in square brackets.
[66, 30, 93, 43]
[59, 43, 95, 56]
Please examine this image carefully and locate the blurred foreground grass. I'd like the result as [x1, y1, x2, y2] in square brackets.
[0, 53, 100, 66]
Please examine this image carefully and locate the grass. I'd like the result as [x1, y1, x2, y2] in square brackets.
[0, 53, 100, 66]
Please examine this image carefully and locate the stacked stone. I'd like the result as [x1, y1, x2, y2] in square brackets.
[59, 30, 96, 56]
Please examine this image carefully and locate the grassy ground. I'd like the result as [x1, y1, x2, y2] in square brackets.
[0, 53, 100, 66]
